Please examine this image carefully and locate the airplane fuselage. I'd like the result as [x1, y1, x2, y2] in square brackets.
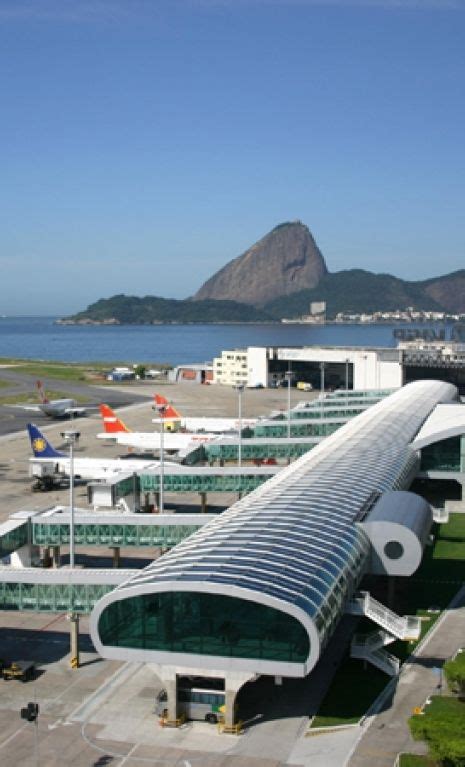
[40, 399, 78, 417]
[29, 455, 173, 481]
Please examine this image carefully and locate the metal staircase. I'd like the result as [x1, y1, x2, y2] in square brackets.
[347, 591, 421, 640]
[346, 591, 421, 676]
[350, 630, 400, 676]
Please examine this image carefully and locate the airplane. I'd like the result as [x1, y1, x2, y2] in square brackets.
[7, 380, 88, 418]
[97, 404, 218, 455]
[153, 394, 258, 433]
[27, 422, 177, 484]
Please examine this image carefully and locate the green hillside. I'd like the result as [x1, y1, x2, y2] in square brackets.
[264, 270, 446, 319]
[65, 294, 274, 324]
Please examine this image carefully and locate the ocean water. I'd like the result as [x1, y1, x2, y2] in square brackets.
[0, 316, 447, 366]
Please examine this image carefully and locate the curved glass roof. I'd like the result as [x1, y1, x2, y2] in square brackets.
[105, 381, 457, 652]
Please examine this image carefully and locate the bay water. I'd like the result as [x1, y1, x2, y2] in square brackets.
[0, 316, 447, 366]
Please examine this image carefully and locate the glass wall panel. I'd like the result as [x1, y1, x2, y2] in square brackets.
[98, 592, 309, 663]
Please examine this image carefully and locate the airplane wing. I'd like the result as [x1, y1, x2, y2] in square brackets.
[3, 404, 42, 412]
[64, 407, 87, 416]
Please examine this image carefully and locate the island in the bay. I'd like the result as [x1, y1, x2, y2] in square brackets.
[59, 221, 465, 324]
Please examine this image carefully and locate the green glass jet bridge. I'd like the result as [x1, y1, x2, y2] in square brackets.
[0, 567, 131, 613]
[137, 465, 279, 493]
[269, 402, 373, 421]
[252, 416, 350, 439]
[31, 509, 215, 549]
[203, 436, 322, 463]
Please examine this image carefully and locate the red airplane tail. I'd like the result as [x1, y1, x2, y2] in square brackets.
[99, 404, 131, 433]
[36, 380, 49, 404]
[154, 393, 182, 421]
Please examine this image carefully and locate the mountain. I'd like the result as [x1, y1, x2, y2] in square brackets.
[421, 270, 465, 314]
[61, 222, 465, 325]
[263, 270, 447, 318]
[63, 295, 273, 324]
[192, 221, 328, 306]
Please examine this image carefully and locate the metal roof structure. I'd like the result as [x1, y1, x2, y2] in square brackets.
[91, 381, 457, 678]
[410, 403, 465, 450]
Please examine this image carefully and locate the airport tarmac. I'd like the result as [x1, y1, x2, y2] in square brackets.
[0, 381, 330, 767]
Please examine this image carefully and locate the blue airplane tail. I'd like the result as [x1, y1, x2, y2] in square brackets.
[27, 423, 65, 458]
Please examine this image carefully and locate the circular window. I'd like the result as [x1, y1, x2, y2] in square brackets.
[384, 540, 404, 560]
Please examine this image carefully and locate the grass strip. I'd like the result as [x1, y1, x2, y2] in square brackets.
[311, 659, 388, 727]
[0, 390, 89, 405]
[399, 755, 437, 767]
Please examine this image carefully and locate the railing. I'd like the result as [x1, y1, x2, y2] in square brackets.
[347, 592, 421, 640]
[370, 648, 400, 676]
[350, 635, 400, 676]
[351, 629, 394, 652]
[432, 506, 450, 523]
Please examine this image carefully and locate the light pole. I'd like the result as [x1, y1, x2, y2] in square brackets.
[235, 384, 244, 468]
[154, 403, 167, 514]
[61, 430, 80, 568]
[319, 362, 326, 405]
[345, 358, 350, 407]
[285, 370, 292, 439]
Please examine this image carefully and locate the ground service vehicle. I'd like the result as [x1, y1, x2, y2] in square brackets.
[2, 661, 36, 682]
[156, 686, 225, 723]
[296, 381, 313, 391]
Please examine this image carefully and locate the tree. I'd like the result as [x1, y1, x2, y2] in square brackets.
[444, 653, 465, 698]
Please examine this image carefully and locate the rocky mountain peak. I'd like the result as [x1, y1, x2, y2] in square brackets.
[192, 221, 328, 306]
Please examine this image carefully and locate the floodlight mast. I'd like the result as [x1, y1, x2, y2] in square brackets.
[154, 404, 167, 513]
[285, 369, 292, 439]
[61, 430, 80, 568]
[235, 384, 245, 468]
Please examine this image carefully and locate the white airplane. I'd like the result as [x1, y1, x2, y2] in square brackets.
[8, 380, 88, 418]
[97, 404, 218, 456]
[152, 394, 258, 433]
[27, 423, 177, 483]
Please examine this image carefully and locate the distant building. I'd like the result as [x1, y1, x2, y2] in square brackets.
[168, 364, 213, 385]
[211, 343, 465, 394]
[310, 301, 326, 317]
[213, 349, 249, 386]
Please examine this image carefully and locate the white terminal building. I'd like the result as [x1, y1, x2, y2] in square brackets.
[214, 346, 402, 390]
[213, 343, 465, 393]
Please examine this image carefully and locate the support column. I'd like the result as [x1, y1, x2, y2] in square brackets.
[69, 612, 79, 669]
[200, 492, 207, 513]
[148, 665, 178, 724]
[165, 678, 178, 722]
[52, 546, 61, 568]
[222, 671, 257, 733]
[154, 492, 160, 512]
[111, 546, 120, 568]
[223, 689, 238, 729]
[42, 547, 52, 568]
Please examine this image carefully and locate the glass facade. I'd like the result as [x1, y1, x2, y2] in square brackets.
[420, 437, 461, 472]
[98, 592, 309, 663]
[0, 522, 29, 560]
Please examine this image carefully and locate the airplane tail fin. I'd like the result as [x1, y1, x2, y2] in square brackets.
[27, 423, 65, 458]
[99, 404, 131, 433]
[154, 393, 182, 421]
[36, 380, 49, 404]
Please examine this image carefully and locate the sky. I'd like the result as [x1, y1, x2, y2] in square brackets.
[0, 0, 464, 315]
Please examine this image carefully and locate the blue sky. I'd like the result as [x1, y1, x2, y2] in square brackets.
[1, 0, 464, 314]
